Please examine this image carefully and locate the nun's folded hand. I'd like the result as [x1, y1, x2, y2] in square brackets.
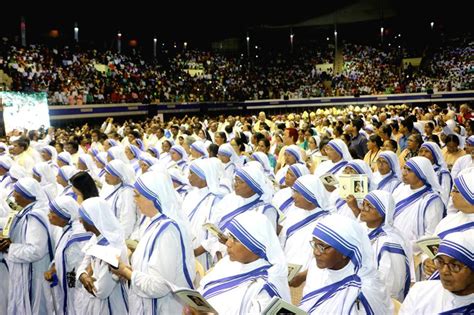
[423, 258, 436, 276]
[79, 273, 97, 296]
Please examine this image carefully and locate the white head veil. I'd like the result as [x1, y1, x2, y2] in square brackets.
[218, 143, 241, 165]
[190, 141, 209, 158]
[420, 141, 449, 172]
[327, 139, 353, 161]
[293, 174, 332, 210]
[345, 159, 375, 191]
[104, 159, 136, 186]
[436, 229, 474, 271]
[378, 151, 402, 179]
[189, 158, 225, 196]
[224, 211, 291, 301]
[41, 145, 58, 162]
[14, 177, 48, 206]
[405, 156, 443, 195]
[235, 163, 273, 203]
[33, 162, 57, 186]
[49, 195, 80, 222]
[57, 152, 72, 166]
[79, 197, 125, 250]
[107, 146, 129, 164]
[251, 152, 275, 179]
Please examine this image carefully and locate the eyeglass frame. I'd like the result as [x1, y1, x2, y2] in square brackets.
[433, 257, 467, 273]
[309, 240, 331, 254]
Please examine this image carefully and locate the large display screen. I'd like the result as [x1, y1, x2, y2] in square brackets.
[0, 92, 50, 133]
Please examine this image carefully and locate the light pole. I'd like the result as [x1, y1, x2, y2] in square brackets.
[74, 23, 79, 43]
[246, 33, 250, 58]
[290, 31, 294, 53]
[380, 26, 384, 44]
[117, 31, 122, 53]
[20, 16, 26, 46]
[184, 41, 188, 50]
[153, 37, 157, 58]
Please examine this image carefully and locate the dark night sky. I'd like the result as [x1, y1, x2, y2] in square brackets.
[0, 1, 471, 47]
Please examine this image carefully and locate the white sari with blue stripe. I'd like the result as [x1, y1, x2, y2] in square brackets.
[128, 214, 195, 315]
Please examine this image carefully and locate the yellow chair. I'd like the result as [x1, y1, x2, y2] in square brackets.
[392, 298, 402, 315]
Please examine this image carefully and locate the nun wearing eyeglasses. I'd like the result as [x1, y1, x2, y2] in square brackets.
[110, 170, 196, 314]
[102, 159, 138, 239]
[372, 151, 402, 193]
[272, 164, 310, 216]
[1, 178, 55, 315]
[392, 157, 445, 252]
[197, 211, 291, 314]
[183, 158, 226, 269]
[419, 142, 453, 206]
[204, 164, 278, 260]
[274, 144, 305, 187]
[76, 197, 129, 315]
[359, 190, 412, 302]
[423, 169, 474, 280]
[334, 160, 375, 220]
[400, 229, 474, 314]
[300, 214, 393, 314]
[44, 196, 92, 315]
[279, 175, 331, 288]
[314, 139, 353, 177]
[218, 143, 241, 182]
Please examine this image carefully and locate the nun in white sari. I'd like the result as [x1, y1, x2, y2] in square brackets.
[272, 164, 310, 215]
[198, 211, 291, 314]
[57, 165, 79, 200]
[2, 178, 54, 315]
[274, 144, 305, 187]
[33, 162, 62, 202]
[392, 157, 445, 252]
[359, 190, 412, 302]
[170, 144, 189, 174]
[372, 151, 402, 193]
[102, 159, 138, 239]
[314, 138, 353, 177]
[76, 197, 129, 315]
[300, 214, 393, 314]
[419, 141, 453, 206]
[182, 158, 226, 269]
[400, 229, 474, 314]
[111, 170, 195, 314]
[44, 196, 92, 315]
[279, 175, 331, 284]
[218, 143, 240, 181]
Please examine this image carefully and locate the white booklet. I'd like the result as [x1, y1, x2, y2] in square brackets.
[338, 174, 368, 199]
[416, 236, 441, 259]
[86, 245, 121, 268]
[287, 263, 302, 282]
[261, 296, 307, 315]
[165, 279, 218, 314]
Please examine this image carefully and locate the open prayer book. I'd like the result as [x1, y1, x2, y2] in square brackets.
[165, 279, 218, 314]
[416, 236, 441, 259]
[261, 296, 307, 315]
[203, 222, 225, 238]
[319, 173, 338, 187]
[338, 174, 368, 199]
[287, 264, 302, 282]
[86, 245, 121, 268]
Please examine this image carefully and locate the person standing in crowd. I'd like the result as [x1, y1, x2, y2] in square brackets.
[348, 118, 368, 159]
[111, 170, 195, 314]
[1, 178, 54, 315]
[76, 197, 129, 314]
[44, 196, 92, 314]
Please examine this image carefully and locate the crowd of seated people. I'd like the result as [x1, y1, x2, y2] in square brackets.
[0, 36, 472, 105]
[0, 101, 472, 314]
